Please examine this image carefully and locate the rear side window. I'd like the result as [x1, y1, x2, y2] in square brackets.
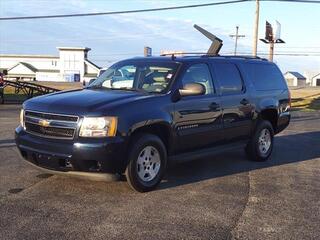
[246, 63, 287, 90]
[214, 62, 243, 95]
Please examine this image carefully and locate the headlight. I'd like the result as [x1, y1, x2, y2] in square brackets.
[79, 117, 117, 137]
[20, 109, 25, 129]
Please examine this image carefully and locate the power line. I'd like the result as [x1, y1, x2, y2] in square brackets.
[261, 0, 320, 3]
[89, 52, 320, 58]
[233, 52, 320, 56]
[0, 0, 251, 21]
[1, 50, 319, 58]
[1, 0, 319, 21]
[278, 46, 320, 49]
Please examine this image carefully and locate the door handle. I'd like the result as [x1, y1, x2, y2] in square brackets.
[240, 99, 249, 105]
[210, 102, 220, 110]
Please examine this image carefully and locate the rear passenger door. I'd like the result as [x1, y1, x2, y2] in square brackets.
[211, 62, 254, 142]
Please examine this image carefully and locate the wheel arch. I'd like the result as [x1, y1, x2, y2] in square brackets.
[120, 122, 172, 174]
[129, 121, 174, 155]
[259, 108, 278, 132]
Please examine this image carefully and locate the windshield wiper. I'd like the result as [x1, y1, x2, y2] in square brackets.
[112, 87, 148, 93]
[86, 85, 101, 89]
[87, 86, 147, 93]
[87, 85, 117, 90]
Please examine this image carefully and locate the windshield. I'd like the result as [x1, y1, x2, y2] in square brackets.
[89, 61, 180, 93]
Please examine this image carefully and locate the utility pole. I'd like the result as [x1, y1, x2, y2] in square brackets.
[253, 0, 260, 56]
[269, 41, 275, 62]
[229, 26, 245, 55]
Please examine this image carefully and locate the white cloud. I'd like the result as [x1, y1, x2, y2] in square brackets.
[1, 0, 318, 72]
[0, 8, 234, 62]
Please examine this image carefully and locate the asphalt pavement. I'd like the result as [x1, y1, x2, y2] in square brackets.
[0, 104, 319, 240]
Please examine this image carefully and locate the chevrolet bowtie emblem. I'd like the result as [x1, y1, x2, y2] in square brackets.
[38, 119, 50, 127]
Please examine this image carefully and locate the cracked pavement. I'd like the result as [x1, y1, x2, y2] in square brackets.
[0, 104, 319, 240]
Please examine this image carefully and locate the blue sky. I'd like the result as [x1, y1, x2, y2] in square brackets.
[0, 0, 319, 72]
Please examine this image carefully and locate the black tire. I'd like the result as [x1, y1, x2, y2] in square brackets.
[0, 92, 4, 104]
[246, 120, 274, 162]
[125, 134, 167, 192]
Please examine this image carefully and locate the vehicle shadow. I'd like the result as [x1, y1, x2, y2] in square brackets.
[159, 130, 320, 190]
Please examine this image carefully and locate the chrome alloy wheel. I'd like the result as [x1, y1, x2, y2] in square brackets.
[136, 146, 161, 182]
[258, 128, 271, 155]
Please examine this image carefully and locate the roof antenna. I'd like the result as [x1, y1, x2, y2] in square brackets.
[194, 24, 223, 55]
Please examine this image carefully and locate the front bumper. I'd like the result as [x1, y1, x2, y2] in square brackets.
[23, 159, 119, 181]
[15, 126, 128, 175]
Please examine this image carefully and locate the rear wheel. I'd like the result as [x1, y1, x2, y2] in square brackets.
[246, 120, 274, 162]
[0, 91, 4, 104]
[125, 134, 167, 192]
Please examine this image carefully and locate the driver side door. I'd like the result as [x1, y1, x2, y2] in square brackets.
[173, 63, 223, 153]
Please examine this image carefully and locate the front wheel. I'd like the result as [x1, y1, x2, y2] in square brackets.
[246, 120, 274, 162]
[125, 134, 167, 192]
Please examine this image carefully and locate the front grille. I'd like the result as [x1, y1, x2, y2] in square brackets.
[25, 111, 78, 122]
[24, 110, 79, 140]
[25, 122, 75, 138]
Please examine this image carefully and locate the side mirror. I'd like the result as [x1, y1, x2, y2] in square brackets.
[179, 83, 205, 97]
[88, 78, 96, 85]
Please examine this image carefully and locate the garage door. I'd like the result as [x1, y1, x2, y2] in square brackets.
[317, 79, 320, 86]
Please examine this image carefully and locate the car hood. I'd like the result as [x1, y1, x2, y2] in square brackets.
[23, 88, 150, 115]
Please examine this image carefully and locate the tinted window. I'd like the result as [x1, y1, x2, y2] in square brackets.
[181, 63, 214, 95]
[246, 63, 287, 90]
[214, 63, 243, 95]
[91, 62, 179, 93]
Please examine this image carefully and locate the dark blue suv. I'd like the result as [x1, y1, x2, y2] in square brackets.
[15, 55, 291, 192]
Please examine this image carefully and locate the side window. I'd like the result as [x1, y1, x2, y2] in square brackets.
[181, 63, 214, 95]
[245, 63, 287, 90]
[214, 63, 243, 95]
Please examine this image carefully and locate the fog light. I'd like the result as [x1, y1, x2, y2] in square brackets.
[65, 159, 73, 168]
[97, 161, 102, 171]
[88, 161, 102, 172]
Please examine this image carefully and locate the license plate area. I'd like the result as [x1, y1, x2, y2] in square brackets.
[37, 153, 59, 169]
[36, 153, 72, 170]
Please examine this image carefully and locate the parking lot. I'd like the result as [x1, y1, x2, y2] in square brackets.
[0, 104, 319, 240]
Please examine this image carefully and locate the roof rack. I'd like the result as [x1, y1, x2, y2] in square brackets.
[212, 55, 268, 61]
[160, 53, 268, 61]
[160, 52, 208, 59]
[160, 52, 207, 56]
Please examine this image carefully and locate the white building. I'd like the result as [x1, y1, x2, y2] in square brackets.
[304, 71, 320, 87]
[284, 71, 307, 87]
[311, 73, 320, 86]
[0, 47, 100, 82]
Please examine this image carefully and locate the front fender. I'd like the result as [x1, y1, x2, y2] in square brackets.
[129, 118, 172, 136]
